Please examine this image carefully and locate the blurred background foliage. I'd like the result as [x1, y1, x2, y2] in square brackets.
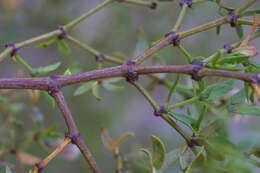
[0, 0, 260, 172]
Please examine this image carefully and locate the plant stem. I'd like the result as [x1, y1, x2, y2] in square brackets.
[172, 4, 188, 32]
[168, 96, 199, 110]
[177, 45, 193, 63]
[66, 35, 125, 65]
[65, 0, 113, 31]
[15, 55, 35, 76]
[33, 138, 71, 173]
[165, 75, 180, 108]
[130, 82, 159, 110]
[121, 0, 153, 8]
[52, 91, 101, 173]
[161, 115, 191, 144]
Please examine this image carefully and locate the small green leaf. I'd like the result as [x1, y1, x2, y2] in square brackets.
[102, 83, 124, 92]
[229, 104, 260, 116]
[230, 89, 246, 105]
[217, 7, 227, 16]
[8, 103, 24, 114]
[36, 62, 61, 75]
[199, 80, 234, 101]
[38, 125, 63, 140]
[73, 82, 94, 96]
[92, 82, 102, 101]
[235, 25, 244, 39]
[211, 50, 222, 67]
[57, 39, 71, 56]
[168, 112, 196, 131]
[217, 55, 250, 65]
[63, 68, 72, 75]
[41, 91, 55, 108]
[0, 95, 7, 103]
[246, 60, 260, 73]
[240, 9, 260, 16]
[216, 25, 221, 35]
[35, 38, 57, 48]
[151, 135, 166, 170]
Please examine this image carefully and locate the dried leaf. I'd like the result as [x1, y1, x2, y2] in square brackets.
[17, 152, 40, 166]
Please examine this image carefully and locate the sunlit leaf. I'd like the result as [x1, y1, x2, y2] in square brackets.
[63, 68, 72, 75]
[150, 135, 166, 170]
[57, 39, 71, 56]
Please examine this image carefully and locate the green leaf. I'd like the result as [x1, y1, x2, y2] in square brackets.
[35, 38, 57, 48]
[41, 91, 55, 108]
[246, 60, 260, 73]
[217, 7, 227, 16]
[217, 55, 250, 65]
[92, 82, 102, 101]
[150, 135, 166, 170]
[240, 9, 260, 16]
[38, 125, 63, 140]
[230, 89, 246, 105]
[36, 62, 61, 75]
[5, 166, 12, 173]
[229, 104, 260, 116]
[102, 83, 124, 92]
[205, 135, 239, 161]
[211, 50, 222, 67]
[199, 80, 234, 101]
[168, 112, 196, 131]
[216, 25, 221, 35]
[63, 68, 72, 75]
[0, 95, 7, 103]
[8, 103, 24, 114]
[157, 148, 180, 173]
[235, 24, 244, 39]
[57, 39, 71, 56]
[73, 82, 95, 96]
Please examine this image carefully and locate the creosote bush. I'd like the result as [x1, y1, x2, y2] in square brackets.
[1, 0, 260, 173]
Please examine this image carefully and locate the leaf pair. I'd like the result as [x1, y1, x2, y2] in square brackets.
[36, 38, 71, 56]
[73, 78, 124, 101]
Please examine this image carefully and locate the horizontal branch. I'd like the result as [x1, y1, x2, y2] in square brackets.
[0, 64, 257, 90]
